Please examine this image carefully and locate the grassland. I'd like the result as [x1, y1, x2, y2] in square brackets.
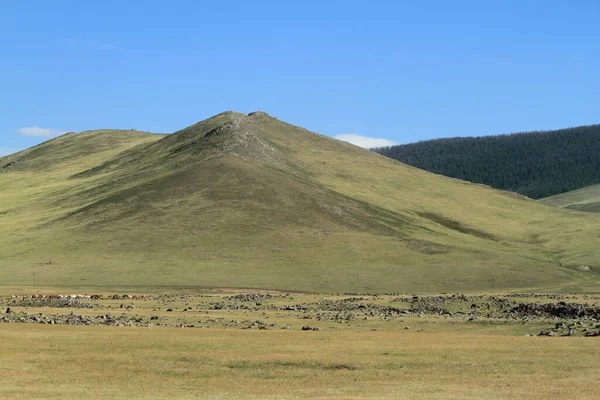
[2, 111, 600, 293]
[2, 289, 600, 399]
[3, 326, 600, 400]
[541, 183, 600, 213]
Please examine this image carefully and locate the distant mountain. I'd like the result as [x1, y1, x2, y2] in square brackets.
[374, 125, 600, 199]
[541, 183, 600, 213]
[1, 112, 600, 293]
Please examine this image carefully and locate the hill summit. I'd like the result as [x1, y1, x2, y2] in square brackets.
[1, 112, 599, 293]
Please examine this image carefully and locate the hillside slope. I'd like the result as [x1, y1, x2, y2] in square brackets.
[1, 112, 599, 293]
[374, 125, 600, 199]
[541, 184, 600, 213]
[1, 129, 163, 173]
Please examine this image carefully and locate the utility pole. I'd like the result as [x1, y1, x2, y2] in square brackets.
[356, 274, 359, 294]
[32, 272, 35, 288]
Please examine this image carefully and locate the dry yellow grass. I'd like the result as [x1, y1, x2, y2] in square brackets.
[1, 324, 599, 400]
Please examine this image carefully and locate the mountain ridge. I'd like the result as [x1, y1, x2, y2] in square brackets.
[1, 112, 599, 293]
[1, 129, 164, 173]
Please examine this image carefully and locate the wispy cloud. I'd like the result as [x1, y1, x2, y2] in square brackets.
[63, 38, 124, 51]
[334, 134, 397, 149]
[0, 147, 20, 157]
[17, 127, 66, 138]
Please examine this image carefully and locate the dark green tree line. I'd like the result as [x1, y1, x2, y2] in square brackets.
[374, 124, 600, 199]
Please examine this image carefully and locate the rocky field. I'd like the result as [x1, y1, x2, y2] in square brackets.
[3, 290, 600, 337]
[2, 289, 600, 399]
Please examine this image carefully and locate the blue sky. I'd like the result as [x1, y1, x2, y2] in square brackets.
[1, 0, 599, 154]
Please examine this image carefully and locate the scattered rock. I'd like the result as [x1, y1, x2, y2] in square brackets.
[538, 330, 556, 337]
[1, 161, 17, 171]
[0, 312, 149, 327]
[11, 298, 96, 309]
[225, 293, 280, 302]
[512, 302, 600, 319]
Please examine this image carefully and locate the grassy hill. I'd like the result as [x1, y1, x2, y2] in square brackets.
[1, 112, 600, 293]
[374, 124, 600, 199]
[541, 184, 600, 213]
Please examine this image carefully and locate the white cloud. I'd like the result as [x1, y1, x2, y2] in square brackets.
[334, 134, 397, 149]
[17, 127, 66, 138]
[0, 147, 20, 157]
